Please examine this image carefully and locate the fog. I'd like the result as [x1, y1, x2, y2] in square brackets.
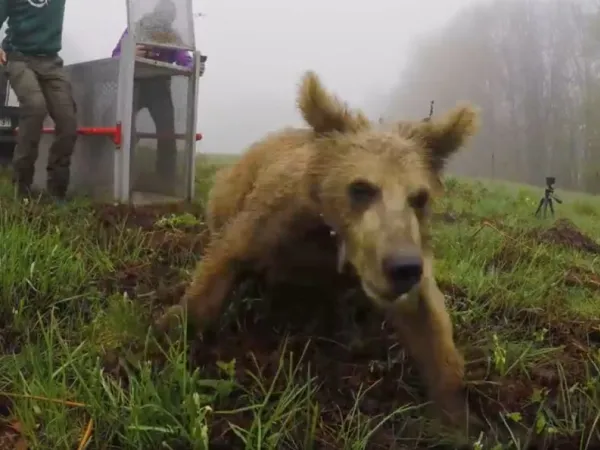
[56, 0, 484, 154]
[386, 0, 600, 192]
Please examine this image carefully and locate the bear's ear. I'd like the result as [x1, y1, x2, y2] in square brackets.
[418, 104, 480, 174]
[297, 71, 370, 134]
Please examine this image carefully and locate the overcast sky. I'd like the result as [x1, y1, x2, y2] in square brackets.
[29, 0, 484, 153]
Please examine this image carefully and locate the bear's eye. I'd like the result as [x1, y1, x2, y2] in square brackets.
[408, 188, 429, 210]
[347, 179, 380, 209]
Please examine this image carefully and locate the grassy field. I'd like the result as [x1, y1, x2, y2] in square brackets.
[0, 154, 599, 449]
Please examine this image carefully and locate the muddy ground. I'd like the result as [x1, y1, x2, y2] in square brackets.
[4, 203, 600, 449]
[99, 205, 600, 449]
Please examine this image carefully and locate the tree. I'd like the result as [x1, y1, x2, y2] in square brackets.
[387, 0, 600, 192]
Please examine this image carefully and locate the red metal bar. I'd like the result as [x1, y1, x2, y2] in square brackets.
[42, 126, 116, 136]
[14, 126, 121, 145]
[13, 125, 202, 147]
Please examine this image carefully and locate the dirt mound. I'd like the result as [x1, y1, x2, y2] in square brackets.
[531, 218, 600, 254]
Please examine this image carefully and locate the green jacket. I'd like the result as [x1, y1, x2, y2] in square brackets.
[0, 0, 67, 56]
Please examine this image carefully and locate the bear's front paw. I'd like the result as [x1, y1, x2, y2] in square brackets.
[154, 304, 186, 336]
[433, 388, 487, 438]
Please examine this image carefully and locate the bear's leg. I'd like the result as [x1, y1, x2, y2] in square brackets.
[386, 277, 472, 430]
[156, 205, 301, 334]
[155, 210, 259, 333]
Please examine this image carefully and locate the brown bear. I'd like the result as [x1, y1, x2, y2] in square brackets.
[156, 70, 480, 431]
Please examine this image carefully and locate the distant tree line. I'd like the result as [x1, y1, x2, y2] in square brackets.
[386, 0, 600, 192]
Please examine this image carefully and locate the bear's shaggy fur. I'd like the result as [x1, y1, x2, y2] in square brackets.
[157, 71, 480, 429]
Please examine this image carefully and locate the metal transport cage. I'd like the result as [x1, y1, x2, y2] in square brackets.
[5, 0, 203, 204]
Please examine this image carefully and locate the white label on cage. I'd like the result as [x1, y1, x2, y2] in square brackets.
[0, 117, 11, 128]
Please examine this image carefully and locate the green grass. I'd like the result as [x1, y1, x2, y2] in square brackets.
[0, 157, 599, 449]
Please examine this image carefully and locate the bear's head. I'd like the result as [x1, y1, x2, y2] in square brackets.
[298, 71, 479, 307]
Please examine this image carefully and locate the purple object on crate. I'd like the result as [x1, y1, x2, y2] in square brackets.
[112, 29, 192, 69]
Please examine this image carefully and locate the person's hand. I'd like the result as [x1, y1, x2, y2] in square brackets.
[0, 49, 6, 65]
[135, 45, 148, 57]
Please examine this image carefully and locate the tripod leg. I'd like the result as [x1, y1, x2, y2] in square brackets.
[535, 198, 544, 217]
[549, 199, 554, 217]
[543, 200, 548, 218]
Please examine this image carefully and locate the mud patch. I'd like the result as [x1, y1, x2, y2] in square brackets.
[94, 203, 209, 309]
[190, 293, 424, 449]
[94, 202, 205, 231]
[100, 261, 186, 305]
[145, 229, 209, 263]
[189, 284, 599, 449]
[531, 218, 600, 254]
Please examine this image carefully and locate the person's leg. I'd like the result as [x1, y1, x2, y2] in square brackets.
[4, 57, 47, 196]
[146, 78, 177, 188]
[35, 56, 77, 198]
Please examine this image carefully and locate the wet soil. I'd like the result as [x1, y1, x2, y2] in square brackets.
[3, 203, 600, 449]
[96, 204, 600, 449]
[530, 218, 600, 254]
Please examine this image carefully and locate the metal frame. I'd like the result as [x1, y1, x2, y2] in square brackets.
[113, 0, 136, 203]
[112, 0, 200, 204]
[136, 41, 195, 52]
[185, 51, 201, 202]
[186, 7, 198, 202]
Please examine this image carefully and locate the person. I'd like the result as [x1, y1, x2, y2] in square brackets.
[112, 0, 205, 193]
[0, 0, 77, 201]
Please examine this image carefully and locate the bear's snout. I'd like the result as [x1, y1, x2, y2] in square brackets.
[382, 253, 423, 297]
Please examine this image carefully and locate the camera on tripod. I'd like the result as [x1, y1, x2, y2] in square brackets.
[535, 176, 562, 218]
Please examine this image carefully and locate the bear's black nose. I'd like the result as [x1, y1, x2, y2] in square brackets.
[382, 254, 423, 297]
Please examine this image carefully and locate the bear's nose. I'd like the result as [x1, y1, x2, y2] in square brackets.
[382, 254, 423, 297]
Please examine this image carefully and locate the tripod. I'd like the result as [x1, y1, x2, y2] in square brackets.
[535, 184, 562, 218]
